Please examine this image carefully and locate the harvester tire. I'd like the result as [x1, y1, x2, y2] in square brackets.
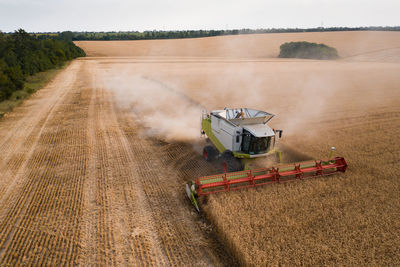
[221, 150, 243, 173]
[203, 145, 218, 162]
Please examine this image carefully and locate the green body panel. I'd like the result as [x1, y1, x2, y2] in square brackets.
[198, 173, 249, 185]
[233, 148, 281, 159]
[232, 152, 251, 158]
[190, 190, 199, 211]
[202, 118, 226, 153]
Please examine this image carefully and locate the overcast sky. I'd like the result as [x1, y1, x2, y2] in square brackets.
[0, 0, 399, 32]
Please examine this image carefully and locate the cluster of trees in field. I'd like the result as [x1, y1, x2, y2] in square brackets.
[32, 26, 400, 41]
[0, 29, 85, 101]
[279, 41, 339, 60]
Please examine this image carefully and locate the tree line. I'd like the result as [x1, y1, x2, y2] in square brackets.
[0, 29, 85, 101]
[30, 26, 400, 41]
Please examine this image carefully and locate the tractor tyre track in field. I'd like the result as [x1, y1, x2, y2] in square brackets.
[0, 61, 87, 265]
[0, 59, 235, 266]
[93, 65, 235, 266]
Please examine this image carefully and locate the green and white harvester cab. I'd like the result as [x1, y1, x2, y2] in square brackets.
[200, 108, 283, 172]
[186, 108, 347, 211]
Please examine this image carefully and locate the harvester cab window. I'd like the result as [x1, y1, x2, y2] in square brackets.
[256, 137, 271, 154]
[242, 130, 251, 152]
[241, 130, 271, 155]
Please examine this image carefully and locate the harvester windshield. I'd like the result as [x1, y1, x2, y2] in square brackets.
[242, 130, 272, 154]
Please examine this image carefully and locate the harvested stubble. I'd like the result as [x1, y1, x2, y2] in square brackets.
[0, 58, 233, 266]
[1, 31, 399, 266]
[77, 32, 400, 265]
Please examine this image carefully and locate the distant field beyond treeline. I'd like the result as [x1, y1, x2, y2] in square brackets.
[75, 31, 400, 60]
[30, 26, 400, 41]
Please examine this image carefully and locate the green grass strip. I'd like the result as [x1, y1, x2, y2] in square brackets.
[0, 62, 70, 117]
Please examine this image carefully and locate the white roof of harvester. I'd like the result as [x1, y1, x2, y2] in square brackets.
[243, 124, 275, 137]
[211, 108, 276, 137]
[212, 108, 275, 125]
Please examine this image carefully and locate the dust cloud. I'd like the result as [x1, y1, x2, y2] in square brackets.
[101, 71, 204, 142]
[98, 62, 344, 145]
[165, 61, 343, 138]
[91, 30, 400, 146]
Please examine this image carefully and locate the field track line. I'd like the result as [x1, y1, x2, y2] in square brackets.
[342, 46, 400, 59]
[0, 62, 80, 200]
[0, 61, 86, 265]
[0, 62, 76, 161]
[96, 66, 169, 265]
[0, 58, 236, 266]
[79, 64, 169, 266]
[102, 86, 236, 266]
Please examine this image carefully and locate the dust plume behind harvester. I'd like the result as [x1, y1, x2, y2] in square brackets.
[186, 108, 348, 211]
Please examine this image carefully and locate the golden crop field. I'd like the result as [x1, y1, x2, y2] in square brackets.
[0, 31, 399, 265]
[0, 60, 232, 266]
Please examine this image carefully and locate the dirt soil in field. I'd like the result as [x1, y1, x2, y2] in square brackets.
[0, 31, 399, 265]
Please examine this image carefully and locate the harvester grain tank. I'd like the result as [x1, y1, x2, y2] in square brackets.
[185, 108, 348, 211]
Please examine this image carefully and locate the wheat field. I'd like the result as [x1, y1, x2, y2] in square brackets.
[78, 31, 400, 265]
[0, 31, 398, 265]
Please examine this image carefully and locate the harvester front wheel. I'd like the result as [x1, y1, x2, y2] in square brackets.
[203, 145, 218, 162]
[221, 150, 243, 173]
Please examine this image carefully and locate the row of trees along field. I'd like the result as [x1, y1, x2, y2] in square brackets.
[34, 26, 400, 41]
[0, 29, 85, 102]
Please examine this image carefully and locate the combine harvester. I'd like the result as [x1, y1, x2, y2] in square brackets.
[186, 108, 347, 211]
